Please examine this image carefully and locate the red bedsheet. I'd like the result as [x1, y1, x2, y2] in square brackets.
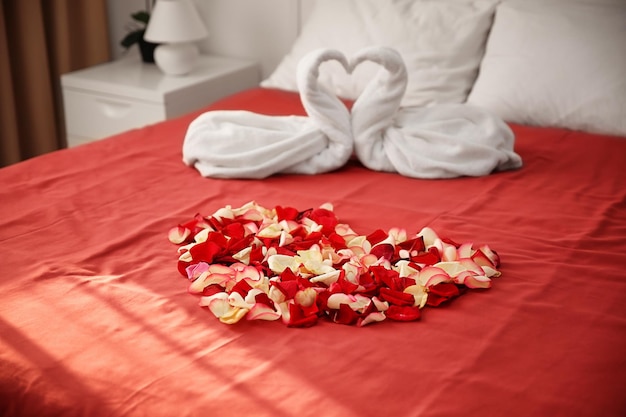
[1, 88, 625, 417]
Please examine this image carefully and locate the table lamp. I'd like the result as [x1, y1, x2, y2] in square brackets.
[144, 0, 209, 76]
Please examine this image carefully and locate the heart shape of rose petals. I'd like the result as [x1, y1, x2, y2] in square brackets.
[169, 202, 503, 328]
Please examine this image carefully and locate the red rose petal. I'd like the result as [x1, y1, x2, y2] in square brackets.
[177, 260, 191, 277]
[442, 237, 461, 248]
[471, 249, 496, 268]
[308, 208, 338, 235]
[223, 222, 245, 240]
[333, 303, 359, 325]
[337, 273, 359, 294]
[280, 268, 299, 282]
[379, 288, 415, 306]
[327, 232, 348, 250]
[230, 279, 254, 298]
[271, 280, 299, 300]
[287, 303, 318, 328]
[202, 284, 225, 297]
[370, 243, 395, 261]
[386, 305, 421, 321]
[397, 236, 426, 253]
[370, 266, 400, 289]
[430, 282, 461, 298]
[426, 282, 461, 307]
[189, 241, 222, 263]
[410, 247, 441, 265]
[366, 229, 388, 245]
[276, 205, 299, 221]
[254, 292, 275, 308]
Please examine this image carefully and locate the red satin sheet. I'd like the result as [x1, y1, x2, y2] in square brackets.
[1, 88, 625, 417]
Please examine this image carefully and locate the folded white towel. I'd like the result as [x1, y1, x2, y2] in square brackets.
[182, 49, 353, 179]
[351, 47, 523, 178]
[184, 46, 522, 179]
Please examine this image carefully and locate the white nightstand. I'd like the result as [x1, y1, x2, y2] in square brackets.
[61, 54, 260, 147]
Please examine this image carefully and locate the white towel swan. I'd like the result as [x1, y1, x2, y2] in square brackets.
[350, 47, 523, 178]
[182, 49, 353, 179]
[184, 46, 522, 179]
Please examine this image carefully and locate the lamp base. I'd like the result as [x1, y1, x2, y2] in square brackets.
[153, 43, 199, 76]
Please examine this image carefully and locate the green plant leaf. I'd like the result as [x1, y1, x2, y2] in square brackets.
[120, 30, 145, 48]
[132, 11, 150, 24]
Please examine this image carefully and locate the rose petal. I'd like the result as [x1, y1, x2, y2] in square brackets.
[230, 279, 254, 297]
[168, 225, 191, 244]
[244, 288, 266, 304]
[267, 254, 298, 274]
[333, 303, 359, 325]
[410, 247, 441, 265]
[385, 305, 421, 321]
[417, 227, 440, 247]
[370, 243, 395, 261]
[371, 296, 389, 312]
[246, 303, 281, 321]
[379, 288, 415, 306]
[294, 287, 317, 308]
[454, 272, 492, 289]
[358, 311, 386, 327]
[327, 293, 355, 310]
[479, 245, 500, 267]
[309, 269, 341, 286]
[403, 284, 428, 308]
[416, 266, 451, 287]
[271, 280, 299, 300]
[219, 307, 249, 324]
[308, 207, 338, 235]
[199, 292, 240, 319]
[185, 262, 209, 281]
[227, 292, 253, 309]
[202, 284, 225, 297]
[286, 303, 318, 328]
[426, 282, 461, 307]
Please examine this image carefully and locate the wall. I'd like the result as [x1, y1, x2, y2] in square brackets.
[106, 0, 306, 79]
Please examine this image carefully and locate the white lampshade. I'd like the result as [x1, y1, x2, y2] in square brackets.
[144, 0, 209, 76]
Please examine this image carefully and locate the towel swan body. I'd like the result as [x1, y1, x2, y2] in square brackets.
[350, 47, 523, 178]
[182, 49, 353, 179]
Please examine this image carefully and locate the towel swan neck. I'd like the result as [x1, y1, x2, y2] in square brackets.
[294, 49, 354, 173]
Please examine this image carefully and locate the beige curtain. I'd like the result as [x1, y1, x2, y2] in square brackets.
[0, 0, 110, 167]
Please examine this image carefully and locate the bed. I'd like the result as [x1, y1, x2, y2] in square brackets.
[1, 1, 625, 416]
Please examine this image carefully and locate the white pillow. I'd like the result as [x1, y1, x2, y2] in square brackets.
[261, 0, 498, 107]
[467, 0, 626, 137]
